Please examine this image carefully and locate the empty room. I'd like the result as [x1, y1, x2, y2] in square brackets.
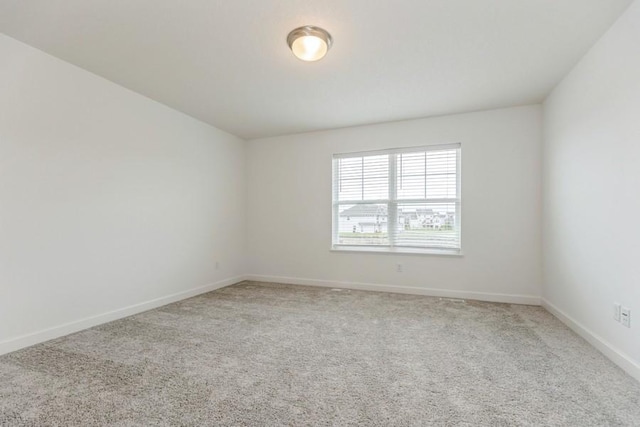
[1, 0, 639, 425]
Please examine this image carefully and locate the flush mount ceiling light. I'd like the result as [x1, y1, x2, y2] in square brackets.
[287, 26, 333, 62]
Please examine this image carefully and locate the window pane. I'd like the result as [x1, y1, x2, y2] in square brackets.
[337, 155, 388, 201]
[397, 149, 457, 200]
[394, 202, 459, 249]
[397, 152, 426, 199]
[337, 157, 363, 201]
[363, 155, 389, 200]
[426, 150, 457, 199]
[336, 204, 389, 246]
[425, 174, 457, 198]
[398, 175, 425, 199]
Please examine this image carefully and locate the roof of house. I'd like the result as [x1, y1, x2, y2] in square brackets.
[340, 205, 388, 217]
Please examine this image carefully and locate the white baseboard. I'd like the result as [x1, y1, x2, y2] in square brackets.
[4, 274, 636, 383]
[0, 276, 244, 356]
[244, 274, 541, 305]
[542, 299, 640, 383]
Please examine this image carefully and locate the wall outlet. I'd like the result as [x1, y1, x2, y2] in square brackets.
[614, 303, 621, 322]
[396, 263, 403, 273]
[215, 261, 220, 270]
[620, 307, 631, 328]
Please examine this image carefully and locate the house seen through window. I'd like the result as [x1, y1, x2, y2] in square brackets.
[332, 144, 461, 253]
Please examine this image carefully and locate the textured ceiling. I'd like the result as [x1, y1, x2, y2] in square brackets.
[0, 0, 632, 139]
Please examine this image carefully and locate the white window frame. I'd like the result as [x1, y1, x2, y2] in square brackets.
[331, 143, 462, 256]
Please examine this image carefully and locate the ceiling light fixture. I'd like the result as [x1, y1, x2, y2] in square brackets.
[287, 26, 333, 62]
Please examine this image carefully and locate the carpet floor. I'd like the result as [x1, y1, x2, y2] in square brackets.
[1, 281, 639, 426]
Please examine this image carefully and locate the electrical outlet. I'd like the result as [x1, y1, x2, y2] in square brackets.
[215, 261, 220, 270]
[614, 303, 621, 322]
[396, 263, 402, 273]
[621, 307, 631, 328]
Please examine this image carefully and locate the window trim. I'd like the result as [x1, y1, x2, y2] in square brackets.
[331, 143, 462, 256]
[330, 246, 464, 256]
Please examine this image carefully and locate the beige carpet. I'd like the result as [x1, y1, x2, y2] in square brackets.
[1, 281, 639, 426]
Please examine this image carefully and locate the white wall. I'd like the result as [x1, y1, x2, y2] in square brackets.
[542, 1, 640, 379]
[0, 34, 246, 353]
[246, 105, 542, 303]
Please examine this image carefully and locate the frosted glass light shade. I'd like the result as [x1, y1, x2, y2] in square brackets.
[291, 35, 327, 61]
[287, 26, 332, 62]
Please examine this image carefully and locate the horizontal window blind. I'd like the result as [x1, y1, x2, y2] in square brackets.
[332, 144, 461, 252]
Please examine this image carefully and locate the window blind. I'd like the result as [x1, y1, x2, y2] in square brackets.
[332, 144, 461, 252]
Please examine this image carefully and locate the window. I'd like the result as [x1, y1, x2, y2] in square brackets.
[332, 144, 461, 254]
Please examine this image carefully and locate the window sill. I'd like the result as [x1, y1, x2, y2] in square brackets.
[330, 246, 463, 257]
